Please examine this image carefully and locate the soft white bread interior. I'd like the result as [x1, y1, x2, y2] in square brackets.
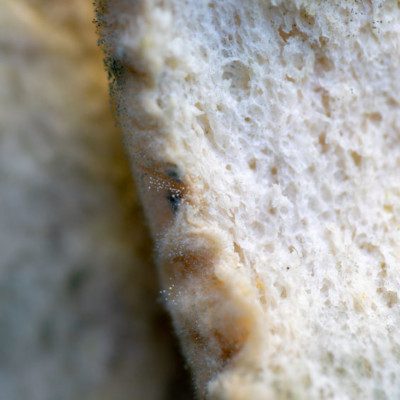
[98, 1, 400, 399]
[0, 1, 187, 399]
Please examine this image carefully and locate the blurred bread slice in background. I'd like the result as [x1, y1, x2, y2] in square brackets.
[0, 1, 190, 399]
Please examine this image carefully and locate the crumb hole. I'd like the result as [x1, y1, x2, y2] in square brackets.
[248, 158, 257, 170]
[278, 24, 307, 43]
[200, 46, 208, 60]
[383, 204, 393, 214]
[383, 289, 398, 308]
[350, 151, 362, 167]
[196, 113, 212, 137]
[326, 352, 334, 364]
[366, 112, 382, 122]
[271, 364, 283, 374]
[222, 60, 251, 93]
[195, 102, 204, 111]
[300, 8, 315, 25]
[285, 75, 295, 83]
[251, 221, 264, 235]
[336, 367, 346, 376]
[318, 133, 329, 153]
[315, 55, 334, 73]
[269, 207, 276, 215]
[387, 97, 399, 107]
[265, 243, 275, 252]
[156, 97, 163, 108]
[256, 54, 267, 65]
[358, 357, 373, 378]
[234, 12, 241, 27]
[321, 93, 331, 116]
[319, 36, 329, 46]
[165, 56, 179, 69]
[184, 73, 195, 82]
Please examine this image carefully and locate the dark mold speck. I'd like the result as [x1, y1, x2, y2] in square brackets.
[166, 165, 182, 182]
[104, 56, 124, 85]
[167, 190, 182, 213]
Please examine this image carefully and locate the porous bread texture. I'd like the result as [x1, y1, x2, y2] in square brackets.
[99, 0, 400, 399]
[0, 1, 188, 399]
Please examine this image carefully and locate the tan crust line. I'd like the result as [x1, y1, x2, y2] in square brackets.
[95, 1, 262, 397]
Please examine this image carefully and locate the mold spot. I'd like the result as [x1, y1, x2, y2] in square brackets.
[167, 190, 182, 213]
[166, 165, 182, 183]
[188, 328, 207, 349]
[222, 60, 251, 93]
[104, 56, 124, 85]
[139, 162, 188, 220]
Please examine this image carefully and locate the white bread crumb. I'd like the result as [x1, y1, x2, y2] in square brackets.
[99, 1, 400, 398]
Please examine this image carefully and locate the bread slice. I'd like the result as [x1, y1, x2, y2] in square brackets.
[0, 1, 190, 399]
[98, 1, 400, 398]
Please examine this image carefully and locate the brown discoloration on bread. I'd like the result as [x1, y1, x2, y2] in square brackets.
[213, 327, 249, 364]
[278, 24, 308, 43]
[140, 164, 189, 201]
[167, 251, 211, 278]
[97, 1, 263, 397]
